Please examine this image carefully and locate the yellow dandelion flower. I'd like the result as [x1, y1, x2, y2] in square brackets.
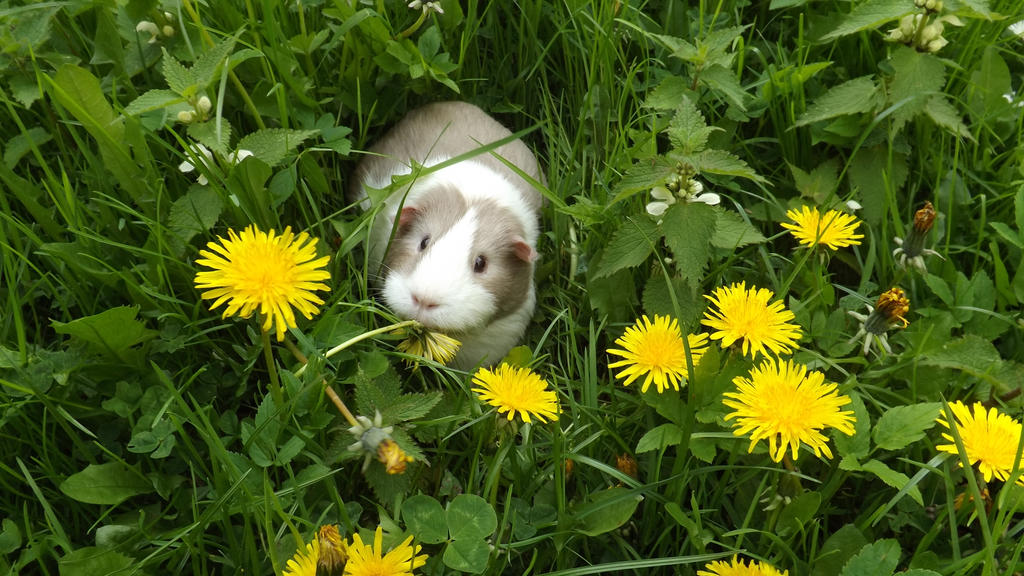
[698, 555, 789, 576]
[283, 537, 319, 576]
[701, 282, 803, 358]
[377, 439, 414, 475]
[395, 326, 461, 366]
[723, 357, 855, 462]
[781, 205, 864, 250]
[936, 401, 1024, 485]
[472, 363, 559, 424]
[345, 526, 427, 576]
[195, 225, 331, 341]
[607, 315, 708, 393]
[317, 524, 348, 575]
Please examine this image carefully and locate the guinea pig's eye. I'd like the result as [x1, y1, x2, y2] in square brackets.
[419, 235, 430, 251]
[473, 255, 488, 273]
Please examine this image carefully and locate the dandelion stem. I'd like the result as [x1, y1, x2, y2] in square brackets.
[295, 319, 420, 377]
[261, 328, 284, 409]
[325, 384, 359, 428]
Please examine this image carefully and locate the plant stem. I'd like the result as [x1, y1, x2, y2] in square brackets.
[261, 328, 283, 409]
[294, 319, 420, 377]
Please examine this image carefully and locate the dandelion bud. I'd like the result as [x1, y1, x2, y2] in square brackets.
[197, 96, 212, 114]
[162, 25, 175, 37]
[316, 525, 348, 575]
[377, 439, 414, 474]
[176, 110, 195, 124]
[615, 454, 638, 479]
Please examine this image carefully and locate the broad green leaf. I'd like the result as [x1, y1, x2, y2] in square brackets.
[872, 403, 941, 450]
[593, 217, 661, 279]
[888, 47, 945, 131]
[796, 76, 879, 127]
[443, 538, 490, 574]
[813, 524, 869, 576]
[161, 48, 195, 96]
[58, 546, 134, 576]
[777, 491, 821, 536]
[834, 390, 870, 462]
[188, 120, 233, 156]
[840, 539, 901, 576]
[919, 335, 1002, 379]
[667, 95, 715, 154]
[574, 487, 643, 536]
[969, 46, 1012, 115]
[403, 495, 448, 544]
[4, 126, 52, 168]
[663, 202, 717, 282]
[192, 37, 238, 88]
[123, 89, 184, 116]
[925, 95, 972, 140]
[236, 128, 319, 167]
[821, 0, 914, 41]
[636, 423, 683, 453]
[645, 75, 691, 110]
[711, 208, 767, 249]
[677, 149, 766, 183]
[275, 436, 305, 466]
[957, 0, 993, 17]
[169, 187, 224, 242]
[59, 463, 153, 505]
[789, 159, 839, 204]
[847, 146, 908, 226]
[51, 306, 157, 363]
[447, 494, 497, 541]
[609, 157, 675, 204]
[0, 518, 22, 554]
[382, 391, 444, 422]
[701, 64, 748, 112]
[860, 459, 923, 505]
[642, 275, 700, 328]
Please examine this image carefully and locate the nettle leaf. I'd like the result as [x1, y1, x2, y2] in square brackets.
[236, 128, 319, 167]
[610, 157, 675, 204]
[872, 402, 941, 451]
[888, 47, 945, 131]
[711, 208, 767, 249]
[123, 89, 183, 116]
[593, 217, 661, 279]
[919, 335, 1002, 378]
[667, 95, 716, 154]
[840, 539, 901, 576]
[789, 159, 839, 204]
[52, 306, 157, 362]
[925, 95, 973, 140]
[169, 187, 224, 242]
[821, 0, 914, 41]
[59, 462, 153, 505]
[677, 149, 766, 183]
[636, 423, 683, 453]
[642, 275, 701, 328]
[701, 64, 748, 112]
[161, 48, 196, 96]
[859, 459, 923, 506]
[384, 391, 444, 422]
[645, 75, 691, 110]
[192, 36, 237, 88]
[663, 202, 717, 282]
[188, 120, 233, 156]
[796, 76, 880, 127]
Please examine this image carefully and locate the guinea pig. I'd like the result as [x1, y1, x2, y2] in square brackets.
[348, 101, 545, 369]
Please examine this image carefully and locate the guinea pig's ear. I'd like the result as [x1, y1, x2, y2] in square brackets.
[512, 237, 538, 262]
[398, 206, 419, 229]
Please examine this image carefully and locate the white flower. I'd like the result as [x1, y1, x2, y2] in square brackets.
[408, 0, 444, 14]
[646, 185, 675, 216]
[178, 143, 214, 185]
[1009, 19, 1024, 38]
[846, 199, 862, 211]
[680, 179, 720, 206]
[231, 149, 254, 163]
[135, 21, 160, 44]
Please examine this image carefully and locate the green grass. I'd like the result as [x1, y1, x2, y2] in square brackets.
[2, 0, 1024, 574]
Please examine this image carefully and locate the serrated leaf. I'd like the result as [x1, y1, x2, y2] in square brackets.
[813, 524, 869, 576]
[169, 187, 224, 242]
[59, 462, 153, 505]
[663, 202, 716, 282]
[593, 217, 661, 279]
[667, 95, 716, 154]
[610, 157, 676, 204]
[161, 48, 195, 96]
[821, 0, 914, 41]
[447, 494, 497, 540]
[188, 120, 233, 156]
[872, 403, 941, 451]
[58, 547, 134, 576]
[840, 539, 901, 576]
[355, 363, 402, 416]
[701, 64, 748, 112]
[860, 459, 923, 505]
[888, 47, 945, 131]
[642, 275, 700, 328]
[924, 95, 972, 140]
[636, 423, 683, 453]
[51, 306, 157, 363]
[711, 208, 767, 249]
[796, 76, 880, 127]
[123, 89, 184, 116]
[574, 487, 642, 536]
[677, 149, 767, 183]
[383, 391, 444, 422]
[236, 128, 319, 167]
[403, 495, 448, 544]
[192, 36, 237, 88]
[645, 75, 691, 110]
[920, 335, 1002, 378]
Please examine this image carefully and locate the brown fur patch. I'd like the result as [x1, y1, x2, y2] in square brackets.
[383, 184, 467, 273]
[470, 200, 532, 319]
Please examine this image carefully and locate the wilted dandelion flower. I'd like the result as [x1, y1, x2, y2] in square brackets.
[936, 401, 1024, 486]
[282, 525, 348, 576]
[345, 525, 427, 576]
[607, 315, 708, 393]
[615, 453, 638, 479]
[781, 206, 863, 251]
[893, 201, 942, 272]
[701, 282, 802, 358]
[195, 225, 331, 341]
[698, 555, 789, 576]
[472, 363, 559, 424]
[848, 287, 910, 356]
[395, 324, 461, 366]
[723, 357, 855, 462]
[377, 439, 414, 475]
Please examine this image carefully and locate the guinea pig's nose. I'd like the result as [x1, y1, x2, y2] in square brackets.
[411, 293, 439, 310]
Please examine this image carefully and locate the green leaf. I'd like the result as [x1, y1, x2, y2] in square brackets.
[443, 538, 490, 574]
[711, 208, 767, 249]
[403, 495, 448, 544]
[4, 126, 52, 168]
[593, 217, 661, 279]
[888, 47, 945, 131]
[609, 157, 675, 204]
[777, 491, 821, 537]
[0, 518, 22, 555]
[860, 459, 923, 506]
[789, 159, 839, 204]
[574, 487, 643, 536]
[192, 36, 237, 88]
[169, 187, 224, 242]
[383, 391, 444, 422]
[847, 146, 908, 226]
[51, 306, 157, 363]
[813, 524, 869, 576]
[678, 149, 766, 183]
[447, 495, 497, 541]
[840, 539, 901, 576]
[236, 128, 319, 167]
[920, 335, 1002, 378]
[636, 423, 683, 453]
[821, 0, 914, 41]
[701, 64, 748, 112]
[924, 95, 972, 140]
[123, 89, 184, 116]
[796, 76, 879, 127]
[58, 546, 134, 576]
[645, 75, 691, 110]
[59, 462, 153, 505]
[834, 390, 871, 463]
[667, 95, 715, 154]
[663, 202, 716, 282]
[188, 120, 233, 156]
[872, 403, 941, 451]
[161, 48, 196, 96]
[642, 275, 700, 329]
